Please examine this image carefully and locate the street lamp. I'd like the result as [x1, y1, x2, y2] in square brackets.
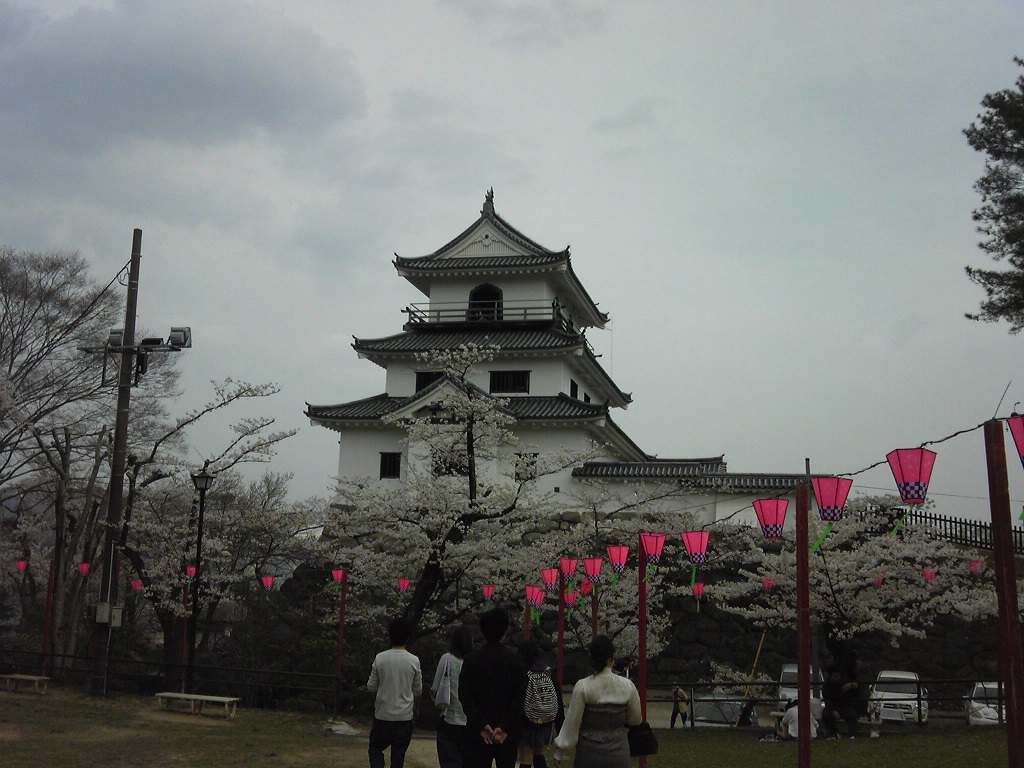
[186, 463, 215, 693]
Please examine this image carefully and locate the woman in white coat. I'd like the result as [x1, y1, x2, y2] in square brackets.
[552, 635, 642, 768]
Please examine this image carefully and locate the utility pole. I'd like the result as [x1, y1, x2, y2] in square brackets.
[93, 229, 142, 694]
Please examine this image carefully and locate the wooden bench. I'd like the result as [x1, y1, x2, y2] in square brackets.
[154, 692, 240, 718]
[0, 674, 50, 694]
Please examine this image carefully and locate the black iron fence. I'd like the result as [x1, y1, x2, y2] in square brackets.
[0, 646, 1000, 730]
[862, 506, 1024, 555]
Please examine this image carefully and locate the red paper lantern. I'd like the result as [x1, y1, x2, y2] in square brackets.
[580, 580, 593, 595]
[525, 584, 545, 607]
[873, 573, 885, 587]
[921, 568, 937, 582]
[261, 574, 276, 590]
[14, 559, 28, 573]
[560, 557, 578, 576]
[968, 559, 984, 575]
[680, 531, 710, 564]
[583, 557, 603, 583]
[185, 564, 196, 580]
[606, 545, 629, 573]
[639, 531, 666, 564]
[811, 476, 853, 522]
[482, 583, 495, 599]
[397, 577, 411, 593]
[564, 588, 578, 606]
[332, 568, 345, 583]
[753, 498, 788, 539]
[886, 448, 937, 504]
[540, 567, 559, 590]
[761, 577, 774, 591]
[692, 582, 705, 599]
[130, 578, 144, 592]
[77, 562, 90, 575]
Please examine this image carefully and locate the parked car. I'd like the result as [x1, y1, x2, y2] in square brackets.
[966, 682, 1005, 726]
[777, 663, 824, 719]
[867, 670, 928, 724]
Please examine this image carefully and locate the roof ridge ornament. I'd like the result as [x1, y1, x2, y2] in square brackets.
[482, 187, 495, 218]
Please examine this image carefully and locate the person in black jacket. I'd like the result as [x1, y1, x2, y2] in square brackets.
[458, 607, 526, 768]
[822, 666, 860, 739]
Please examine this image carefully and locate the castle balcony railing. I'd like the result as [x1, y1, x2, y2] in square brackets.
[403, 299, 580, 334]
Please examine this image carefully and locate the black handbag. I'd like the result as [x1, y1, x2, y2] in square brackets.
[627, 721, 659, 756]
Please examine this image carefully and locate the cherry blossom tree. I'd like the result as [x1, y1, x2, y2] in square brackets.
[325, 344, 704, 663]
[705, 494, 999, 672]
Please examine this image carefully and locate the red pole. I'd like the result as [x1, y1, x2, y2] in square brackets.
[638, 533, 648, 768]
[796, 483, 812, 768]
[40, 559, 55, 676]
[524, 602, 531, 640]
[557, 570, 565, 689]
[180, 584, 189, 693]
[590, 584, 598, 638]
[334, 569, 348, 711]
[984, 419, 1024, 766]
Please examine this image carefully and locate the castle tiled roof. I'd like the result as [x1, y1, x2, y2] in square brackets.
[351, 327, 632, 408]
[306, 393, 610, 425]
[353, 328, 583, 355]
[572, 460, 804, 491]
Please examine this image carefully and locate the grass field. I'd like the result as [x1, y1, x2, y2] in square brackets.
[0, 687, 1011, 768]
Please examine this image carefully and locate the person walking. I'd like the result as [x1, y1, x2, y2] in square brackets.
[552, 635, 642, 768]
[458, 607, 526, 768]
[431, 625, 474, 768]
[669, 684, 689, 728]
[366, 617, 422, 768]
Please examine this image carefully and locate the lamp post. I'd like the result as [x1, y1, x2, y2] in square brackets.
[186, 463, 215, 694]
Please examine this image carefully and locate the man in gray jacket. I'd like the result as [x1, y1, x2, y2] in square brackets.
[367, 617, 422, 768]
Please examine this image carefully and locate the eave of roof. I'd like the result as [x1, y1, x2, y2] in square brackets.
[306, 392, 614, 431]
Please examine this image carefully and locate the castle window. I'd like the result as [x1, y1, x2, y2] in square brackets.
[415, 371, 443, 391]
[490, 370, 530, 394]
[467, 284, 503, 321]
[570, 379, 579, 399]
[379, 452, 402, 479]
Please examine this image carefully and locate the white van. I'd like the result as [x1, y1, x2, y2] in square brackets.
[867, 670, 928, 724]
[777, 663, 824, 719]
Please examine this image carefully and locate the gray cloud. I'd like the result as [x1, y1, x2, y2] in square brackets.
[0, 0, 365, 151]
[441, 0, 605, 47]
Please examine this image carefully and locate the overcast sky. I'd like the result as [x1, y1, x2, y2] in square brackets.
[3, 1, 1024, 522]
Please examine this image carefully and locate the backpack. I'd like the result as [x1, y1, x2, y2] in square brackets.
[524, 668, 558, 724]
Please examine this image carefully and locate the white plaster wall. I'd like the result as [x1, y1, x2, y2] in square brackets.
[428, 276, 552, 307]
[336, 427, 408, 483]
[385, 357, 575, 398]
